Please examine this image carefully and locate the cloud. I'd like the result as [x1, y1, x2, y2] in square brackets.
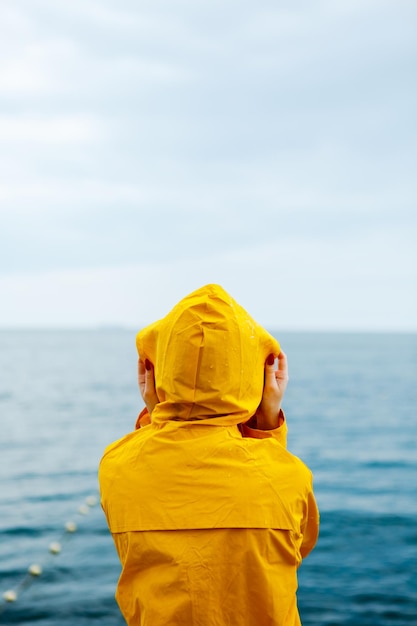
[0, 114, 101, 143]
[0, 0, 415, 328]
[0, 220, 415, 330]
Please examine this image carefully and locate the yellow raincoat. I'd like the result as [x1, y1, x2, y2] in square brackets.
[99, 284, 319, 625]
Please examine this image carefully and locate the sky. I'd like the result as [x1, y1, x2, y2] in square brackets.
[0, 0, 416, 331]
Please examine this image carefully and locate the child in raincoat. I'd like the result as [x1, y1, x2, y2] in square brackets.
[99, 284, 319, 626]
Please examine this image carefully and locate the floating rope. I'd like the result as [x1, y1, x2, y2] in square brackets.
[0, 494, 99, 614]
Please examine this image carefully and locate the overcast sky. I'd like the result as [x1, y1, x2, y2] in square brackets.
[0, 0, 416, 331]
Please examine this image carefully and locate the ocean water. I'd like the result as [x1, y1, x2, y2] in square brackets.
[0, 329, 416, 625]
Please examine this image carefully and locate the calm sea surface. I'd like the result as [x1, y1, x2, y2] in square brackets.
[0, 330, 416, 625]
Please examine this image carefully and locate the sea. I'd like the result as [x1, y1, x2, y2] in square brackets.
[0, 329, 416, 626]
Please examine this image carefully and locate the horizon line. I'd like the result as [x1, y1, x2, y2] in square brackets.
[0, 325, 416, 334]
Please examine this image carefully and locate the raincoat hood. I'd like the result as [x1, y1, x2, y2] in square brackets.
[136, 284, 280, 426]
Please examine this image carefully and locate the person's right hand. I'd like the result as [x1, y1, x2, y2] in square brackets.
[138, 358, 159, 416]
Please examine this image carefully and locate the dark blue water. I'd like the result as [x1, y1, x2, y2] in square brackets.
[1, 330, 416, 625]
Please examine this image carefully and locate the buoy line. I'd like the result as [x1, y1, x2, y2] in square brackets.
[0, 494, 99, 614]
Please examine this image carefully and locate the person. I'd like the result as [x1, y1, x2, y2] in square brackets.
[99, 284, 319, 626]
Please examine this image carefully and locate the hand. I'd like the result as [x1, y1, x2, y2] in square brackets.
[256, 351, 288, 430]
[138, 358, 160, 416]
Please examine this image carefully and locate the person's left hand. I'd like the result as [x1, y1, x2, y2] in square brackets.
[138, 358, 159, 416]
[256, 351, 288, 430]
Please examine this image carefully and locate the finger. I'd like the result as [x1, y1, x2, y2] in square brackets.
[276, 351, 289, 380]
[266, 353, 276, 367]
[145, 359, 155, 387]
[138, 358, 146, 377]
[264, 353, 278, 386]
[138, 357, 159, 415]
[138, 359, 146, 389]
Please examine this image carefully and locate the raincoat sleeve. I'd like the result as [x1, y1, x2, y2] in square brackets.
[135, 407, 151, 429]
[240, 410, 287, 448]
[300, 480, 320, 558]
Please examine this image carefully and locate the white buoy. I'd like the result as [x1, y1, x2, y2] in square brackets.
[28, 564, 42, 576]
[49, 542, 62, 554]
[65, 521, 77, 533]
[86, 495, 98, 507]
[78, 504, 89, 515]
[3, 590, 17, 602]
